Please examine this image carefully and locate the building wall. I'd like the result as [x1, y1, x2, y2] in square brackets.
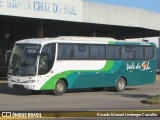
[0, 0, 83, 22]
[83, 1, 160, 31]
[0, 0, 160, 31]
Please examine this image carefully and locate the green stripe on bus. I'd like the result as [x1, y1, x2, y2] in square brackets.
[40, 61, 115, 90]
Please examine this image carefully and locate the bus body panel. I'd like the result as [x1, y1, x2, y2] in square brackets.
[40, 60, 156, 90]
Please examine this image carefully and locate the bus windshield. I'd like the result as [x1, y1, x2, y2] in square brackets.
[8, 44, 41, 76]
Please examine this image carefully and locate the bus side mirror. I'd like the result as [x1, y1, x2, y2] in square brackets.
[39, 52, 49, 71]
[5, 50, 11, 67]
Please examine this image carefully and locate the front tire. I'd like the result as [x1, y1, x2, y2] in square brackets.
[53, 80, 66, 96]
[115, 77, 126, 92]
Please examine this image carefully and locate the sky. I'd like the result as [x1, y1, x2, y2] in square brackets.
[86, 0, 160, 13]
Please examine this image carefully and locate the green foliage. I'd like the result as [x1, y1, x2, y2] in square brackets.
[141, 95, 160, 104]
[146, 95, 160, 102]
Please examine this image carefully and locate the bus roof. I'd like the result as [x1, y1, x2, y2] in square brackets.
[15, 36, 155, 45]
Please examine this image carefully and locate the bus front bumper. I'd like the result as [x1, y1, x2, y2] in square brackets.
[8, 80, 39, 90]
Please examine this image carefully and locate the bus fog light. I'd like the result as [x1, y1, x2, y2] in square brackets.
[27, 80, 36, 83]
[29, 85, 35, 88]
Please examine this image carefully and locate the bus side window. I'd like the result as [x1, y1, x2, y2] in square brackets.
[121, 46, 135, 60]
[74, 44, 89, 60]
[90, 45, 105, 60]
[38, 43, 55, 75]
[135, 46, 145, 60]
[106, 45, 121, 60]
[58, 44, 73, 60]
[145, 46, 154, 60]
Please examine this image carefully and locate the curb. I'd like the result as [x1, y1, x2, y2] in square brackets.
[0, 80, 7, 83]
[156, 75, 160, 81]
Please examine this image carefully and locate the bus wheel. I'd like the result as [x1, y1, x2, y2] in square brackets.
[91, 87, 104, 91]
[53, 80, 66, 96]
[115, 77, 126, 92]
[30, 90, 41, 94]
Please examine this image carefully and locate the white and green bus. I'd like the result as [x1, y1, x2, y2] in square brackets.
[8, 36, 157, 95]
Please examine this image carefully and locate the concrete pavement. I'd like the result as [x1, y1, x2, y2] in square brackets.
[0, 80, 160, 111]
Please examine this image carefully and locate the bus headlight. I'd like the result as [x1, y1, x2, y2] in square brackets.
[27, 80, 36, 83]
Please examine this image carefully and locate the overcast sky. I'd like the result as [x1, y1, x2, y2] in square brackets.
[85, 0, 160, 13]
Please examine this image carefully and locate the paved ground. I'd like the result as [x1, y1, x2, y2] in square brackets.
[0, 77, 160, 112]
[0, 76, 160, 119]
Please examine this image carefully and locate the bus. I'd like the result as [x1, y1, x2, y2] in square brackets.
[8, 36, 157, 95]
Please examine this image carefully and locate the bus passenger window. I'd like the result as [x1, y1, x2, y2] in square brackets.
[135, 46, 144, 60]
[145, 46, 154, 60]
[121, 46, 135, 60]
[58, 44, 73, 60]
[74, 44, 89, 60]
[38, 43, 55, 75]
[91, 45, 105, 60]
[106, 45, 121, 60]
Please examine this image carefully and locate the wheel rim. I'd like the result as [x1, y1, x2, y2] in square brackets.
[119, 80, 125, 90]
[56, 83, 64, 93]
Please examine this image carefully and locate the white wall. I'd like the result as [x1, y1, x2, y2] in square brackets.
[1, 0, 160, 31]
[0, 0, 83, 22]
[83, 1, 160, 31]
